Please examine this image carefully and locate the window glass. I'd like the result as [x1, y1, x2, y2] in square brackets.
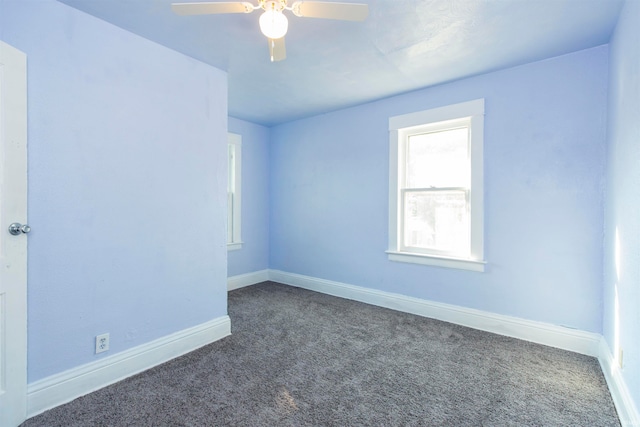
[406, 127, 469, 188]
[403, 190, 469, 254]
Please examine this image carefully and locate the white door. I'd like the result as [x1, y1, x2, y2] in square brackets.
[0, 41, 28, 427]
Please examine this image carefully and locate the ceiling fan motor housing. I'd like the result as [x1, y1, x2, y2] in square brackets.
[260, 0, 287, 12]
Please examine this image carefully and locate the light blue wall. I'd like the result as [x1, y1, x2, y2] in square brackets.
[603, 0, 640, 411]
[227, 117, 270, 276]
[0, 0, 626, 396]
[1, 0, 229, 382]
[270, 46, 609, 333]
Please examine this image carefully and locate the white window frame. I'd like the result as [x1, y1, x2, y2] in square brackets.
[387, 99, 485, 272]
[227, 132, 242, 251]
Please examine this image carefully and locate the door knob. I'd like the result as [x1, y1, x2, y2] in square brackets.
[8, 223, 30, 236]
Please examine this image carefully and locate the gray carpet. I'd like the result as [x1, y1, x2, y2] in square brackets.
[23, 282, 620, 426]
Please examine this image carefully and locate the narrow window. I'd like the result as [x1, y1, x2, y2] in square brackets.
[227, 133, 242, 250]
[388, 100, 485, 272]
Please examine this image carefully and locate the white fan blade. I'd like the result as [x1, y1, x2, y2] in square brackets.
[268, 37, 286, 62]
[291, 1, 368, 21]
[171, 2, 253, 16]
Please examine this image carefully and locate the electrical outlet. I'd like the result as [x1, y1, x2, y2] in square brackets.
[618, 348, 624, 369]
[96, 333, 110, 354]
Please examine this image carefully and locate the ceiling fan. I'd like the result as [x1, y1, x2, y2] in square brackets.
[171, 1, 369, 62]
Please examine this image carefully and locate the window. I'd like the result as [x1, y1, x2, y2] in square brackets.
[388, 99, 485, 272]
[227, 133, 242, 250]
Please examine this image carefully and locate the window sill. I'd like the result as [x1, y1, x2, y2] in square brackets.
[386, 250, 485, 272]
[227, 242, 243, 251]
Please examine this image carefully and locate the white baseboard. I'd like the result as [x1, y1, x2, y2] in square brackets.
[228, 269, 270, 291]
[598, 338, 640, 427]
[27, 315, 231, 419]
[268, 270, 640, 422]
[267, 269, 640, 425]
[268, 270, 601, 357]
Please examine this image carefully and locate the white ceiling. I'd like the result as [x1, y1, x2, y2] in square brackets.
[57, 0, 623, 126]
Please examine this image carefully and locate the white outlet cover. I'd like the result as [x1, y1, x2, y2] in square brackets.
[95, 333, 110, 354]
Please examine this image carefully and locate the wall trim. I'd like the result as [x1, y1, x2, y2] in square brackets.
[268, 270, 640, 423]
[268, 269, 601, 357]
[26, 315, 231, 419]
[228, 269, 270, 291]
[598, 338, 640, 427]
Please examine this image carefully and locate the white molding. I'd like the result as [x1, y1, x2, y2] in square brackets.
[386, 251, 485, 272]
[268, 270, 601, 357]
[598, 338, 640, 427]
[389, 99, 485, 130]
[227, 132, 242, 247]
[469, 111, 484, 261]
[26, 316, 231, 419]
[227, 269, 270, 291]
[388, 99, 485, 270]
[388, 127, 400, 251]
[227, 242, 243, 251]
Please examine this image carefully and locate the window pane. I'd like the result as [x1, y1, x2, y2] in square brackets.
[403, 190, 469, 254]
[227, 143, 235, 244]
[227, 192, 233, 243]
[406, 127, 469, 188]
[228, 144, 235, 193]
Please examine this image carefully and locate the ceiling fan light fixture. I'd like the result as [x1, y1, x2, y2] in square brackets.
[172, 0, 369, 62]
[259, 9, 288, 39]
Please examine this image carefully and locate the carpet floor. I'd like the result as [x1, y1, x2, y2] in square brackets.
[22, 281, 620, 426]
